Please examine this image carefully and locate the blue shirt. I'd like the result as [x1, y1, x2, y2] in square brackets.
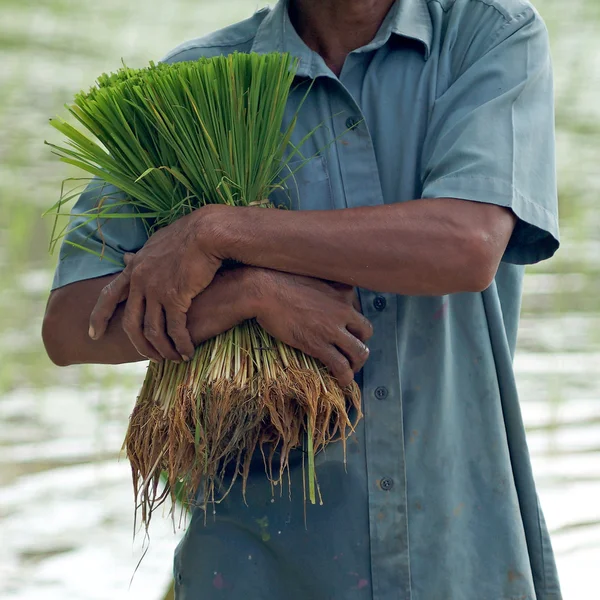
[52, 1, 562, 598]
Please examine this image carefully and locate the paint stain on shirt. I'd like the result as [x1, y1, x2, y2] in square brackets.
[255, 516, 271, 542]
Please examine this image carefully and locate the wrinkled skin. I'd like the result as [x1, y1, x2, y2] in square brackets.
[89, 211, 221, 361]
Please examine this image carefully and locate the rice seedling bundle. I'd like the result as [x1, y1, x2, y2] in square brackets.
[47, 53, 362, 528]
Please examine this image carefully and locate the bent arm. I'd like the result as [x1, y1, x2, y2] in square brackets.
[203, 197, 517, 296]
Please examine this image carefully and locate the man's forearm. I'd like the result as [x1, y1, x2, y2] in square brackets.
[43, 270, 252, 366]
[43, 267, 372, 383]
[204, 198, 516, 296]
[43, 275, 145, 366]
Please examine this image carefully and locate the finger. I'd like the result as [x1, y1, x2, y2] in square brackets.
[347, 312, 374, 343]
[165, 308, 195, 361]
[352, 291, 362, 313]
[314, 345, 354, 388]
[123, 292, 162, 362]
[335, 328, 370, 373]
[123, 253, 135, 266]
[89, 272, 131, 340]
[144, 303, 181, 362]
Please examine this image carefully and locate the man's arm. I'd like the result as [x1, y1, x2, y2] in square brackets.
[43, 266, 373, 386]
[43, 274, 146, 367]
[88, 197, 516, 361]
[208, 197, 517, 295]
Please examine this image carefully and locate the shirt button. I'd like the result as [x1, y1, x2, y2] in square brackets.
[346, 116, 361, 130]
[374, 386, 388, 400]
[380, 477, 394, 491]
[373, 296, 386, 311]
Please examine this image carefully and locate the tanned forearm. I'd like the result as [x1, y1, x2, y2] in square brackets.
[203, 198, 517, 296]
[43, 267, 372, 385]
[43, 271, 252, 367]
[43, 275, 145, 366]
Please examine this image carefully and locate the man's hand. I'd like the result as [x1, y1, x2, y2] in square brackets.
[161, 266, 372, 386]
[44, 264, 373, 383]
[89, 209, 221, 362]
[242, 268, 373, 387]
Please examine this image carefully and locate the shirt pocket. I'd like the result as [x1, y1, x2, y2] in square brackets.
[270, 155, 334, 212]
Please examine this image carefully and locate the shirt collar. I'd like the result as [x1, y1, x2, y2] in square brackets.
[251, 0, 432, 78]
[390, 0, 433, 58]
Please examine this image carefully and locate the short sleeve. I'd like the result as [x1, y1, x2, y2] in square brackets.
[421, 7, 559, 265]
[51, 178, 149, 290]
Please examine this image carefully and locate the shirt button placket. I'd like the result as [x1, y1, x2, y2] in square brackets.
[360, 291, 409, 598]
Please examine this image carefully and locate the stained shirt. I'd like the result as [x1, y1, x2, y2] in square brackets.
[51, 1, 563, 598]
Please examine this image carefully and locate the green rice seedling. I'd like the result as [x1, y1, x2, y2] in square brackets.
[46, 53, 362, 530]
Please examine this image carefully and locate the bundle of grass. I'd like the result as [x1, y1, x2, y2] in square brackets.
[46, 53, 362, 528]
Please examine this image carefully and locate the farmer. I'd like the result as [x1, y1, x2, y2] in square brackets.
[43, 0, 562, 598]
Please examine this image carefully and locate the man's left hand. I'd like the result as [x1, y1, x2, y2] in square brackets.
[89, 209, 222, 361]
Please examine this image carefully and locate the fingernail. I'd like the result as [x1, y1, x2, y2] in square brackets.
[88, 325, 96, 339]
[182, 355, 191, 362]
